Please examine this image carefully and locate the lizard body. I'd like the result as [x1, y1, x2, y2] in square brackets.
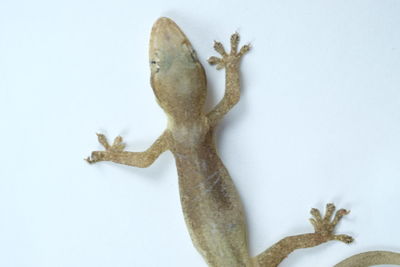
[86, 17, 400, 267]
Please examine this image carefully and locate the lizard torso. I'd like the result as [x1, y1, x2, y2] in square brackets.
[149, 18, 251, 266]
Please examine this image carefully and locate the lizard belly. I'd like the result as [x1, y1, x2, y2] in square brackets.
[173, 147, 252, 267]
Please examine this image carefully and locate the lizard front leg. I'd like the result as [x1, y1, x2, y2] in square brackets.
[86, 131, 169, 168]
[254, 203, 353, 267]
[207, 32, 250, 126]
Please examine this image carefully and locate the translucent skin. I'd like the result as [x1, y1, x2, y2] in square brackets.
[86, 17, 400, 267]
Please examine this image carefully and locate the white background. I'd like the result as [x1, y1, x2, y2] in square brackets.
[1, 0, 400, 266]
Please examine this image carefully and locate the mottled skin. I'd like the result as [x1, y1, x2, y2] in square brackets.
[86, 17, 400, 266]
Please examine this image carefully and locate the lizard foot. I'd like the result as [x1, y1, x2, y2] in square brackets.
[207, 32, 250, 70]
[310, 203, 354, 244]
[85, 133, 126, 164]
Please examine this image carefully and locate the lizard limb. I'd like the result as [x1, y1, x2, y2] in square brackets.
[207, 32, 250, 126]
[86, 131, 169, 168]
[254, 203, 353, 267]
[335, 251, 400, 267]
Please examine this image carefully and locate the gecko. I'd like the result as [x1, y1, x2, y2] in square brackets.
[86, 17, 400, 267]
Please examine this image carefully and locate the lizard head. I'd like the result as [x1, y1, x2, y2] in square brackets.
[149, 17, 207, 121]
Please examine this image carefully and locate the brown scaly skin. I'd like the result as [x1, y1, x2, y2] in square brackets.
[86, 17, 400, 266]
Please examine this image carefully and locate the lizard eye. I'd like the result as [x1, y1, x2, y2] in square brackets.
[189, 48, 198, 62]
[150, 59, 160, 73]
[150, 51, 161, 73]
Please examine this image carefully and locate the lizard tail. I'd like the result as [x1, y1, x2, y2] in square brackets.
[334, 251, 400, 267]
[252, 250, 400, 267]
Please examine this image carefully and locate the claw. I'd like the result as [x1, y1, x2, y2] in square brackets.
[111, 136, 125, 152]
[207, 56, 225, 70]
[208, 56, 222, 65]
[332, 209, 350, 226]
[96, 133, 110, 149]
[85, 153, 100, 164]
[238, 44, 251, 56]
[113, 136, 123, 145]
[323, 203, 336, 222]
[334, 234, 354, 244]
[310, 208, 322, 220]
[213, 41, 227, 56]
[230, 32, 240, 53]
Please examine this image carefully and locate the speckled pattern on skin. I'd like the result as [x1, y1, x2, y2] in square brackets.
[86, 17, 400, 267]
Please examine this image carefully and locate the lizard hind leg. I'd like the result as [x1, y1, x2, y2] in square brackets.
[253, 203, 353, 267]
